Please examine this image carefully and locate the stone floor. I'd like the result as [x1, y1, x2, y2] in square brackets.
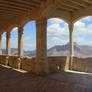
[0, 65, 92, 92]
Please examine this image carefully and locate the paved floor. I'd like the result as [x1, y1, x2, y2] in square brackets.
[0, 65, 92, 92]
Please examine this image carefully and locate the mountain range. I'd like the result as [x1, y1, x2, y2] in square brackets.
[2, 42, 92, 57]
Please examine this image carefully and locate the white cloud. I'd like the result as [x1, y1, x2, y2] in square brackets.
[81, 16, 92, 22]
[74, 22, 92, 35]
[24, 37, 32, 41]
[48, 18, 64, 24]
[24, 44, 36, 51]
[74, 37, 92, 46]
[52, 37, 68, 45]
[11, 27, 18, 32]
[47, 37, 68, 49]
[47, 23, 69, 37]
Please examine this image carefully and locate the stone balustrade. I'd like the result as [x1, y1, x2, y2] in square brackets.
[0, 55, 92, 73]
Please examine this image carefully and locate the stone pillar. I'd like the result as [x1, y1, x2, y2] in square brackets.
[34, 18, 49, 75]
[6, 32, 11, 55]
[0, 34, 2, 55]
[18, 26, 24, 57]
[69, 23, 74, 70]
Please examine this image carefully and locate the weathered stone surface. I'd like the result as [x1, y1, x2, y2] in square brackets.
[1, 55, 92, 73]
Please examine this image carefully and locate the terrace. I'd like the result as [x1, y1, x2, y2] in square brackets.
[0, 0, 92, 91]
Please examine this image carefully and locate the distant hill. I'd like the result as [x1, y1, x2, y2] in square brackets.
[47, 42, 92, 57]
[2, 42, 92, 57]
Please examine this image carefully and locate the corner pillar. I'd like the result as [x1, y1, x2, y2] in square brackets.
[69, 23, 74, 70]
[0, 34, 2, 55]
[34, 18, 49, 75]
[6, 32, 11, 55]
[18, 26, 24, 57]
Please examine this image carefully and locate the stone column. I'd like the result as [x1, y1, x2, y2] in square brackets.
[69, 23, 74, 70]
[6, 32, 11, 55]
[0, 34, 2, 55]
[18, 26, 24, 57]
[34, 18, 49, 75]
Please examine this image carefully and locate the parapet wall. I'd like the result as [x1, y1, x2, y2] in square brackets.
[72, 57, 92, 73]
[0, 55, 92, 73]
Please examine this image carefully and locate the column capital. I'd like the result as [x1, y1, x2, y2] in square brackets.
[7, 31, 11, 37]
[69, 23, 74, 33]
[18, 26, 24, 34]
[0, 33, 3, 37]
[36, 17, 47, 25]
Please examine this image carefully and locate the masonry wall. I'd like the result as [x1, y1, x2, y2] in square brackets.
[72, 57, 92, 73]
[0, 55, 92, 73]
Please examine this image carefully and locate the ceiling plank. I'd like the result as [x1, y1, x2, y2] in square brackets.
[81, 0, 92, 4]
[59, 1, 81, 10]
[68, 0, 88, 8]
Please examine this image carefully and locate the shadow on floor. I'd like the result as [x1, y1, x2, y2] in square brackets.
[0, 65, 91, 92]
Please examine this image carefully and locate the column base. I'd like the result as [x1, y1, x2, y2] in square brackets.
[32, 58, 49, 75]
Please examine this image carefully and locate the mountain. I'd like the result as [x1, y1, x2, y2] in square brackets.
[2, 42, 92, 57]
[47, 42, 92, 57]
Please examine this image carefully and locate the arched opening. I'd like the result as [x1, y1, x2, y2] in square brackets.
[73, 16, 92, 73]
[47, 18, 69, 57]
[74, 16, 92, 58]
[10, 27, 18, 56]
[23, 20, 36, 57]
[2, 32, 6, 55]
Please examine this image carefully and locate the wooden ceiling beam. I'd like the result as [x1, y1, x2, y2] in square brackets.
[59, 2, 81, 10]
[68, 0, 88, 8]
[56, 4, 74, 12]
[0, 1, 33, 10]
[0, 7, 28, 13]
[0, 4, 32, 11]
[1, 0, 41, 7]
[81, 0, 92, 4]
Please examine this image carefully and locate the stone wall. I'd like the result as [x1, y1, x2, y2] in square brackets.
[21, 57, 35, 71]
[72, 57, 92, 73]
[8, 56, 19, 69]
[0, 55, 92, 73]
[48, 56, 69, 72]
[0, 55, 7, 65]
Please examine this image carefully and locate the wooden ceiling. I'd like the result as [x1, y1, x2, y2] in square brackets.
[56, 0, 92, 12]
[0, 0, 45, 27]
[0, 0, 92, 31]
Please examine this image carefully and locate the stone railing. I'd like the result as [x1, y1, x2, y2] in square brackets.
[72, 57, 92, 73]
[0, 55, 69, 73]
[48, 56, 69, 72]
[0, 55, 92, 73]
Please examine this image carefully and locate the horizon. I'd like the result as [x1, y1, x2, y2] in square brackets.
[2, 41, 92, 52]
[2, 16, 92, 51]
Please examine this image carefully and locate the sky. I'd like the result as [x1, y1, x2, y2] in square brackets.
[2, 16, 92, 51]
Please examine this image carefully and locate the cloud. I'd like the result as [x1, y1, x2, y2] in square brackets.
[11, 27, 18, 32]
[24, 44, 36, 51]
[24, 37, 32, 41]
[74, 21, 85, 28]
[80, 16, 92, 22]
[74, 21, 92, 35]
[47, 23, 69, 37]
[52, 37, 68, 45]
[47, 37, 68, 49]
[48, 18, 64, 24]
[74, 37, 92, 46]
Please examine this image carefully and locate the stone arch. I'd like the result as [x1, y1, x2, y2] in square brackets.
[10, 27, 18, 56]
[47, 17, 69, 57]
[23, 20, 36, 57]
[2, 32, 6, 55]
[73, 16, 92, 57]
[72, 6, 92, 23]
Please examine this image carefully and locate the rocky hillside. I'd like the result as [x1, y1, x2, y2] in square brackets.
[2, 42, 92, 57]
